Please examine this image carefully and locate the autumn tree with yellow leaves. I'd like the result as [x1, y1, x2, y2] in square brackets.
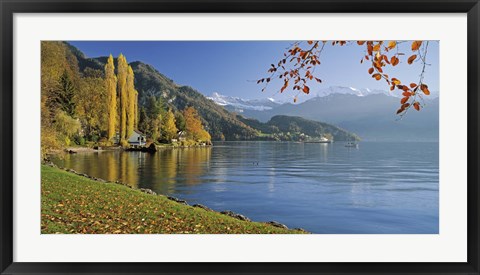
[105, 55, 117, 141]
[183, 106, 211, 142]
[161, 109, 178, 143]
[117, 54, 128, 143]
[126, 65, 136, 139]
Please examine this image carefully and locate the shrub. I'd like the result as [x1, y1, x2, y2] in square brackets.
[41, 127, 61, 160]
[73, 135, 86, 146]
[64, 136, 71, 146]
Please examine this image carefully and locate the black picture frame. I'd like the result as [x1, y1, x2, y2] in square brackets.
[1, 0, 479, 274]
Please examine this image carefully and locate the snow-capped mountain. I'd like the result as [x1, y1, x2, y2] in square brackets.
[207, 92, 281, 112]
[209, 86, 438, 111]
[313, 86, 389, 97]
[208, 86, 397, 110]
[293, 86, 395, 104]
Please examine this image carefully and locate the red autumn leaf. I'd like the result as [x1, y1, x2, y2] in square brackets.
[413, 102, 421, 111]
[411, 41, 422, 51]
[391, 56, 399, 66]
[280, 80, 289, 93]
[410, 83, 417, 88]
[408, 54, 417, 64]
[303, 85, 310, 94]
[387, 41, 397, 50]
[367, 44, 373, 55]
[372, 73, 382, 80]
[401, 97, 409, 104]
[420, 84, 430, 95]
[368, 67, 374, 74]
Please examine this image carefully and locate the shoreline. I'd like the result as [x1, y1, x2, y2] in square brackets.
[51, 143, 214, 155]
[43, 161, 308, 233]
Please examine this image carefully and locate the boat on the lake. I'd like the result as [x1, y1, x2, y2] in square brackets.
[345, 141, 359, 148]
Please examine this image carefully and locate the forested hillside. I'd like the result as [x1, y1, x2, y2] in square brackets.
[41, 41, 107, 156]
[238, 115, 360, 141]
[69, 46, 259, 141]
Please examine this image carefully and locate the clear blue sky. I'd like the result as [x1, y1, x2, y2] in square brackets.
[69, 41, 439, 101]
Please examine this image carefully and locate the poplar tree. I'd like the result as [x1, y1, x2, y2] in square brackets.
[105, 55, 117, 141]
[117, 54, 128, 142]
[134, 90, 139, 129]
[126, 65, 136, 138]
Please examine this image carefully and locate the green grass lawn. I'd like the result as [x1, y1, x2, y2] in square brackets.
[41, 165, 305, 234]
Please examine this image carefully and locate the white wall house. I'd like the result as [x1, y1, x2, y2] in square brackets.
[177, 131, 187, 141]
[128, 130, 146, 146]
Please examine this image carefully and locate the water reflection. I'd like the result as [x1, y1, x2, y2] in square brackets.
[147, 148, 212, 194]
[58, 147, 212, 193]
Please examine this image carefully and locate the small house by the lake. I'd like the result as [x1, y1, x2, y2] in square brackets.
[128, 130, 146, 146]
[177, 131, 187, 142]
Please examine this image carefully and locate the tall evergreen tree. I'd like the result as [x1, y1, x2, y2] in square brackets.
[105, 55, 117, 141]
[146, 95, 163, 119]
[174, 111, 186, 131]
[138, 106, 148, 135]
[49, 71, 76, 117]
[134, 90, 138, 129]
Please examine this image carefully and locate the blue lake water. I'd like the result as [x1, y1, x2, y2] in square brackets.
[52, 141, 439, 234]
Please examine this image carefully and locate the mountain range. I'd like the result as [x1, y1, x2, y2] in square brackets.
[207, 92, 280, 111]
[209, 87, 439, 142]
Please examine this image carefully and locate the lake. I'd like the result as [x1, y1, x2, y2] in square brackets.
[51, 141, 439, 234]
